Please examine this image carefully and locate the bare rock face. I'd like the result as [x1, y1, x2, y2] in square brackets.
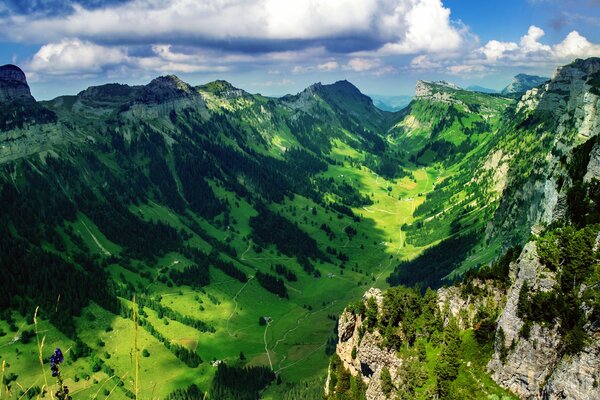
[334, 288, 403, 400]
[437, 279, 504, 329]
[486, 241, 600, 399]
[124, 75, 209, 119]
[543, 335, 600, 399]
[338, 310, 356, 342]
[0, 64, 34, 103]
[517, 58, 600, 138]
[584, 140, 600, 183]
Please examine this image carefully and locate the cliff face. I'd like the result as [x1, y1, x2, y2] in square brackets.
[332, 288, 404, 400]
[487, 242, 562, 398]
[489, 58, 600, 245]
[0, 64, 34, 103]
[331, 236, 599, 400]
[487, 239, 600, 399]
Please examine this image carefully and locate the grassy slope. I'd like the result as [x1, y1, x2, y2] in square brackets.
[0, 84, 519, 398]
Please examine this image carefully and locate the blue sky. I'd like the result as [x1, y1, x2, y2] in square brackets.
[0, 0, 599, 99]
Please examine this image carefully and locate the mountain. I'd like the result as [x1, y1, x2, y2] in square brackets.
[466, 85, 499, 94]
[0, 64, 34, 103]
[327, 58, 600, 400]
[0, 59, 598, 399]
[369, 94, 412, 112]
[501, 73, 549, 96]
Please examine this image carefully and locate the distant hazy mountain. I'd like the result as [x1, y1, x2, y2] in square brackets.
[466, 85, 498, 94]
[369, 94, 412, 111]
[501, 73, 549, 96]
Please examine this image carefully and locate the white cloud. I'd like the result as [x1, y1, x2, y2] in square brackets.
[375, 0, 463, 55]
[251, 79, 295, 87]
[410, 54, 441, 69]
[553, 31, 600, 59]
[475, 25, 600, 66]
[447, 64, 487, 75]
[519, 25, 551, 53]
[4, 0, 466, 57]
[479, 40, 519, 63]
[346, 58, 381, 72]
[26, 40, 229, 79]
[318, 61, 339, 71]
[28, 39, 128, 75]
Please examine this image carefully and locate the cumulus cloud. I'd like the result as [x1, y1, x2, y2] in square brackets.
[346, 58, 382, 72]
[28, 39, 128, 75]
[318, 61, 339, 71]
[26, 40, 229, 79]
[446, 64, 487, 75]
[475, 25, 600, 66]
[553, 31, 600, 59]
[2, 0, 466, 56]
[422, 25, 600, 77]
[410, 55, 442, 70]
[374, 0, 463, 55]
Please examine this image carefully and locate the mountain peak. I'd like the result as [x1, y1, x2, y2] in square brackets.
[198, 80, 248, 98]
[136, 74, 197, 104]
[415, 80, 461, 98]
[0, 64, 34, 103]
[501, 74, 548, 96]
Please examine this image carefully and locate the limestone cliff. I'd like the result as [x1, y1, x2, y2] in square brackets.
[0, 64, 34, 103]
[487, 237, 600, 399]
[490, 58, 600, 245]
[330, 236, 599, 399]
[329, 288, 405, 400]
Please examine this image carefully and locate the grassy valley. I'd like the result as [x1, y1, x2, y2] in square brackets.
[1, 58, 598, 399]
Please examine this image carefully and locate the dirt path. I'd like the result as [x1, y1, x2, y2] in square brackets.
[240, 241, 253, 260]
[264, 319, 274, 371]
[226, 276, 255, 337]
[81, 219, 111, 256]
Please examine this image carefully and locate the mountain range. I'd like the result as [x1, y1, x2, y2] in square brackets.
[0, 58, 598, 399]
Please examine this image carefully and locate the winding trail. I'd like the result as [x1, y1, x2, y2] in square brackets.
[226, 275, 255, 337]
[264, 319, 274, 371]
[240, 241, 253, 260]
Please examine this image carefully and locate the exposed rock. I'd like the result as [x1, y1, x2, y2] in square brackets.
[516, 58, 600, 137]
[334, 288, 403, 400]
[437, 279, 504, 329]
[584, 140, 600, 183]
[543, 336, 600, 399]
[485, 241, 600, 400]
[124, 75, 209, 119]
[0, 64, 34, 103]
[363, 287, 384, 310]
[414, 80, 465, 107]
[501, 74, 548, 96]
[338, 310, 356, 342]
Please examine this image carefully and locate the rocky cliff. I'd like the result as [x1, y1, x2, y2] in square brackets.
[332, 288, 405, 400]
[0, 64, 34, 103]
[330, 232, 599, 399]
[501, 74, 548, 96]
[489, 57, 600, 245]
[487, 240, 600, 399]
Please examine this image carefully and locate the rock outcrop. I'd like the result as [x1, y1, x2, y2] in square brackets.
[414, 80, 465, 106]
[501, 74, 548, 96]
[0, 64, 34, 103]
[332, 288, 404, 400]
[486, 240, 600, 399]
[487, 242, 561, 398]
[123, 75, 209, 120]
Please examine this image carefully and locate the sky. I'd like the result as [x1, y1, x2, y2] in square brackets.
[0, 0, 599, 100]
